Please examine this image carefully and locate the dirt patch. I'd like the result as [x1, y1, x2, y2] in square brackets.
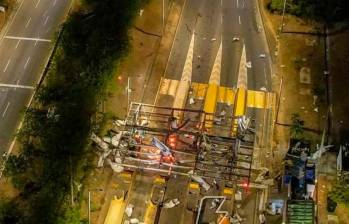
[261, 0, 324, 163]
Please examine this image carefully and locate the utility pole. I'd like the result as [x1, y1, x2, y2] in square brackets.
[162, 0, 165, 36]
[126, 77, 131, 114]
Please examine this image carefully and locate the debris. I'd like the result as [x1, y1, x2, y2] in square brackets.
[114, 119, 126, 127]
[130, 218, 140, 224]
[189, 97, 195, 105]
[103, 137, 112, 144]
[246, 61, 252, 68]
[111, 132, 123, 147]
[211, 38, 217, 42]
[125, 204, 134, 217]
[97, 150, 111, 167]
[260, 86, 267, 91]
[173, 198, 180, 205]
[220, 110, 226, 117]
[139, 9, 144, 16]
[314, 107, 318, 112]
[91, 133, 109, 150]
[233, 37, 240, 41]
[163, 200, 176, 208]
[259, 54, 266, 58]
[109, 160, 124, 173]
[188, 170, 210, 191]
[210, 198, 220, 209]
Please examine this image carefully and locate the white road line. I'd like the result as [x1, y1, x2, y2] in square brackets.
[238, 15, 241, 25]
[242, 0, 245, 8]
[237, 0, 239, 7]
[25, 17, 31, 28]
[44, 16, 49, 26]
[35, 0, 41, 8]
[53, 0, 57, 6]
[220, 0, 222, 6]
[24, 57, 31, 69]
[15, 39, 21, 49]
[0, 83, 35, 89]
[4, 36, 51, 42]
[3, 59, 11, 72]
[2, 102, 10, 118]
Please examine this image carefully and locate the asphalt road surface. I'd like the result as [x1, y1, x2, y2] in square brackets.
[165, 0, 271, 90]
[0, 0, 72, 153]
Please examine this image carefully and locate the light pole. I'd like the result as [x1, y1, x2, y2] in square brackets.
[162, 0, 165, 36]
[280, 0, 287, 33]
[88, 188, 103, 224]
[126, 76, 131, 114]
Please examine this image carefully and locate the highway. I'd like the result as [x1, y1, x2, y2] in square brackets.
[115, 0, 275, 223]
[0, 0, 72, 153]
[165, 0, 271, 90]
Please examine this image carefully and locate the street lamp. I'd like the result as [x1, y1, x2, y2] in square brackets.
[88, 188, 104, 224]
[280, 0, 287, 33]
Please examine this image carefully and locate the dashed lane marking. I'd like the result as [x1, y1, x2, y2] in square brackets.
[3, 59, 11, 72]
[35, 0, 41, 8]
[2, 102, 10, 118]
[24, 57, 31, 69]
[25, 17, 31, 28]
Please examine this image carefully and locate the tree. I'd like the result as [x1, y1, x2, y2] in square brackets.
[329, 176, 349, 206]
[290, 113, 304, 139]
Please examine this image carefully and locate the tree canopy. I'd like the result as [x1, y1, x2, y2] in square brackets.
[269, 0, 349, 24]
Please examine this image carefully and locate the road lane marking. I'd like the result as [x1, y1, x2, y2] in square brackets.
[4, 36, 51, 42]
[220, 0, 222, 6]
[238, 15, 241, 25]
[2, 102, 10, 118]
[3, 59, 11, 72]
[44, 16, 49, 26]
[25, 17, 32, 28]
[0, 83, 35, 90]
[53, 0, 57, 6]
[237, 0, 239, 7]
[15, 39, 21, 48]
[35, 0, 41, 8]
[242, 0, 245, 8]
[24, 57, 31, 69]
